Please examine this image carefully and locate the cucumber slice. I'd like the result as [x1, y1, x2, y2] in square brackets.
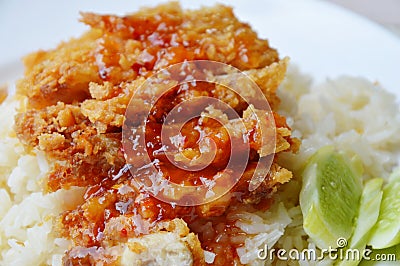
[300, 146, 363, 249]
[351, 178, 384, 248]
[368, 169, 400, 249]
[335, 178, 384, 266]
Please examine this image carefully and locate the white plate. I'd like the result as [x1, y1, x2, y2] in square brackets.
[0, 0, 399, 95]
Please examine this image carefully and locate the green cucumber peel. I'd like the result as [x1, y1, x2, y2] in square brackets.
[368, 168, 400, 249]
[335, 178, 384, 266]
[300, 146, 363, 250]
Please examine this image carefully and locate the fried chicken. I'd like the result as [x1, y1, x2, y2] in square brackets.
[14, 2, 299, 265]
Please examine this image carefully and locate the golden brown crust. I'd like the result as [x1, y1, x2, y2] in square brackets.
[17, 30, 103, 109]
[0, 84, 7, 104]
[17, 2, 279, 109]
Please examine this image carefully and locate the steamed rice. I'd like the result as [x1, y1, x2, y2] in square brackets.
[273, 65, 400, 266]
[1, 63, 400, 265]
[278, 66, 400, 178]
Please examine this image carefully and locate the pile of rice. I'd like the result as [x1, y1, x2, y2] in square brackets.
[1, 64, 400, 265]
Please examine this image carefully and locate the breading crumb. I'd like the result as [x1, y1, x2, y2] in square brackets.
[0, 84, 8, 104]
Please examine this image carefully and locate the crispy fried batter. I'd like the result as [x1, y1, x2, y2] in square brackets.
[14, 2, 300, 265]
[18, 2, 278, 109]
[17, 30, 103, 108]
[0, 84, 7, 104]
[15, 102, 125, 191]
[63, 218, 205, 265]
